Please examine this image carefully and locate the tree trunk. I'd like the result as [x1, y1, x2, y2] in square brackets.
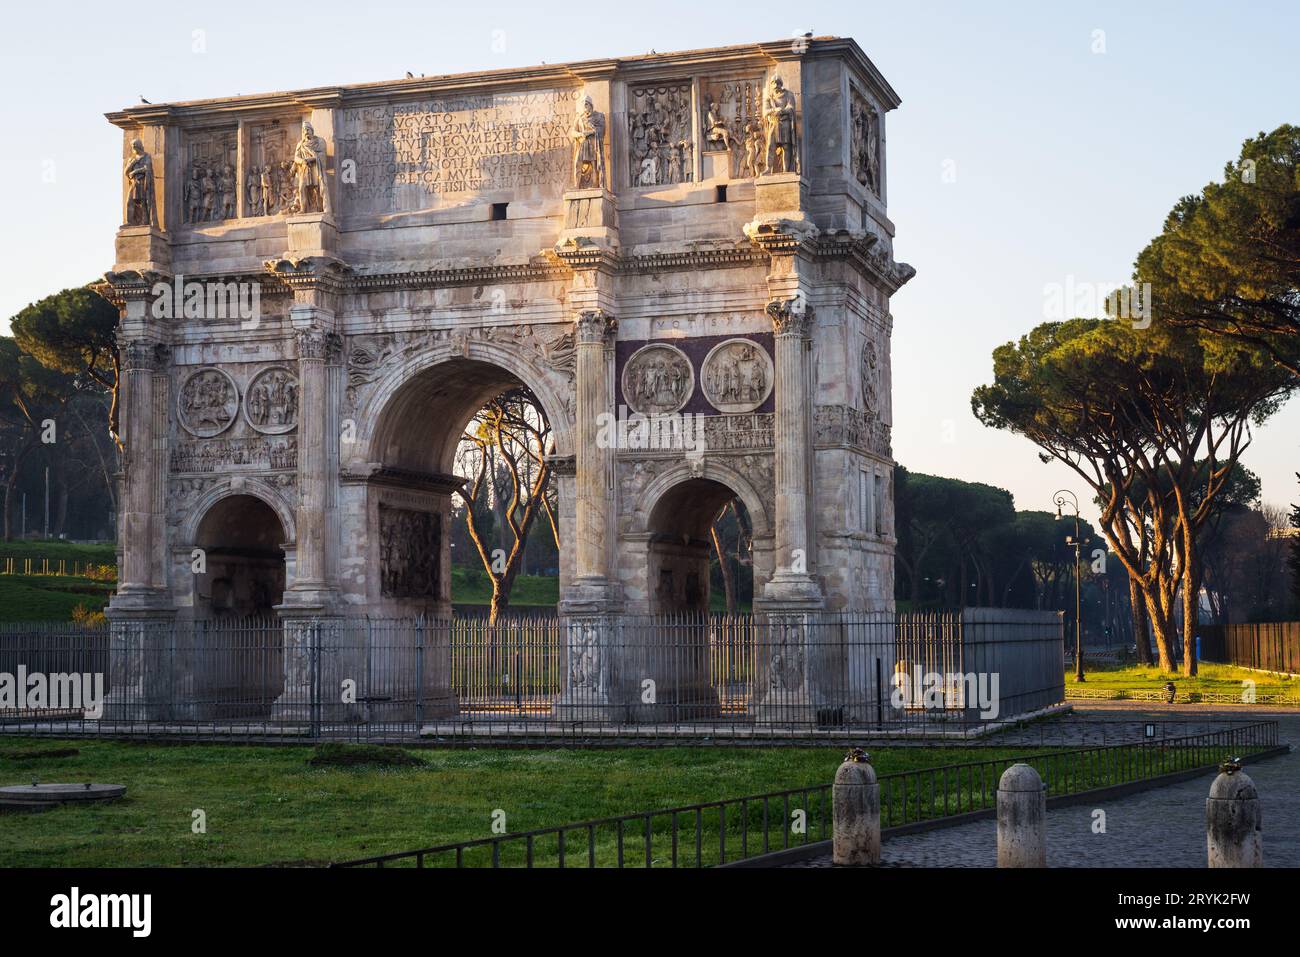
[1181, 545, 1201, 677]
[711, 521, 736, 614]
[1129, 575, 1152, 664]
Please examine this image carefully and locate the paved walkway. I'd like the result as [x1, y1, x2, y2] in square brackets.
[786, 705, 1299, 868]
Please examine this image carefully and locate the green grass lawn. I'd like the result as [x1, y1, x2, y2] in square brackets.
[1070, 660, 1299, 699]
[0, 739, 1064, 867]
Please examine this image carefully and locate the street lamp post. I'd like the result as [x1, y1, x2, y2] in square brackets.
[1053, 489, 1085, 683]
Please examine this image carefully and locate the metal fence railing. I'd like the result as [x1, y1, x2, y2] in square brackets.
[331, 719, 1279, 868]
[0, 610, 1064, 740]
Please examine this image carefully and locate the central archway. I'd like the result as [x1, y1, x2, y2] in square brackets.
[348, 347, 573, 618]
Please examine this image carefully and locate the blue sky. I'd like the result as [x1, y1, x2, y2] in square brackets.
[1, 0, 1296, 522]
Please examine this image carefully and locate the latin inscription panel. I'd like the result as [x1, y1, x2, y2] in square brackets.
[337, 88, 580, 214]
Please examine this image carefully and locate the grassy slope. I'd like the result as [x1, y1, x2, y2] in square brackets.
[0, 541, 117, 563]
[0, 741, 1050, 867]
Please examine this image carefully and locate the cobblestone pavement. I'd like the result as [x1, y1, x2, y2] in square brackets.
[786, 706, 1299, 868]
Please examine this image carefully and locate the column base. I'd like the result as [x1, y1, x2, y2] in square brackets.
[758, 575, 825, 606]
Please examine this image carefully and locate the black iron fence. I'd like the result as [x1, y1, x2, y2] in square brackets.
[0, 610, 1064, 740]
[332, 719, 1279, 867]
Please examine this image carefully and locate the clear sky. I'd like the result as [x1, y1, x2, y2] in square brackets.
[1, 0, 1296, 523]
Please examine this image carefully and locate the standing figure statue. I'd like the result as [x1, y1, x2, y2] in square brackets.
[123, 138, 155, 227]
[762, 76, 799, 175]
[292, 121, 330, 215]
[570, 95, 606, 189]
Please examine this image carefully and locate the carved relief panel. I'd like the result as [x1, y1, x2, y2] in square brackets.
[860, 339, 881, 416]
[378, 506, 442, 599]
[178, 368, 239, 437]
[850, 88, 881, 196]
[621, 343, 694, 413]
[247, 122, 296, 217]
[700, 76, 764, 178]
[628, 82, 693, 187]
[700, 339, 774, 413]
[182, 128, 238, 224]
[242, 367, 299, 434]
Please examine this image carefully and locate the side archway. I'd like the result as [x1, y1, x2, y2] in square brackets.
[633, 460, 773, 615]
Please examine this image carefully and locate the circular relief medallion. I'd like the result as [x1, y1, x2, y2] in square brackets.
[177, 367, 239, 438]
[622, 343, 695, 414]
[861, 340, 880, 414]
[242, 366, 299, 435]
[701, 338, 774, 413]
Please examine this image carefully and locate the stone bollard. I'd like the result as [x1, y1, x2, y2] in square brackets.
[1206, 758, 1262, 868]
[833, 748, 880, 866]
[997, 763, 1046, 868]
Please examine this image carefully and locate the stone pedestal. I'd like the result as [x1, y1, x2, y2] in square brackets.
[285, 213, 339, 259]
[754, 172, 808, 217]
[560, 188, 618, 248]
[552, 613, 620, 723]
[114, 225, 171, 273]
[102, 611, 189, 722]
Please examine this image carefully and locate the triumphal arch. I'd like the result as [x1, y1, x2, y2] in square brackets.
[101, 38, 913, 722]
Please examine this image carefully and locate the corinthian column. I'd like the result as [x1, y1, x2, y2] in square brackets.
[289, 327, 330, 604]
[571, 309, 617, 593]
[115, 338, 164, 600]
[763, 297, 823, 605]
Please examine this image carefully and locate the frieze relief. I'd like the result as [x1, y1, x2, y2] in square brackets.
[814, 405, 892, 459]
[170, 436, 299, 473]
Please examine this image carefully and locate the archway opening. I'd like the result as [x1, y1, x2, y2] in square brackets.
[647, 478, 753, 615]
[369, 357, 564, 621]
[194, 494, 286, 618]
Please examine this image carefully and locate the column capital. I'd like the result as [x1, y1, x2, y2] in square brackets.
[118, 337, 169, 373]
[766, 298, 814, 337]
[575, 309, 617, 343]
[295, 327, 336, 361]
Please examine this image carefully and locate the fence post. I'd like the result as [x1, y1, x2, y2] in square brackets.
[997, 763, 1046, 867]
[1207, 760, 1262, 868]
[415, 616, 425, 731]
[832, 748, 880, 865]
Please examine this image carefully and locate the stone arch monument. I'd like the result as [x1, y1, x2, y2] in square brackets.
[101, 38, 914, 714]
